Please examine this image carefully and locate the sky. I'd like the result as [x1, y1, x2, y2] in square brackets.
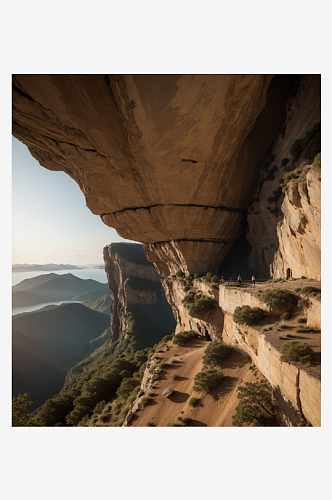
[12, 137, 132, 265]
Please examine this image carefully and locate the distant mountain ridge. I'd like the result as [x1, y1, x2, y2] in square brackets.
[13, 273, 109, 307]
[12, 263, 86, 272]
[12, 302, 111, 408]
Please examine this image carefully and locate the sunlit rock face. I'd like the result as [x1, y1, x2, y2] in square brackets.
[12, 74, 273, 275]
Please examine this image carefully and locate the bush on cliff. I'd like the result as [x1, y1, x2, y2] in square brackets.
[176, 270, 185, 278]
[193, 368, 224, 392]
[202, 341, 231, 367]
[280, 340, 313, 364]
[203, 272, 214, 283]
[313, 152, 321, 169]
[261, 288, 295, 309]
[300, 286, 320, 297]
[188, 296, 216, 317]
[232, 380, 277, 427]
[233, 305, 264, 326]
[173, 330, 198, 346]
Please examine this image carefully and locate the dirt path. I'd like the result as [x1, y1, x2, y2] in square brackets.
[129, 338, 260, 427]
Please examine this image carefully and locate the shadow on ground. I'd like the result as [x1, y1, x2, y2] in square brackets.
[168, 391, 190, 403]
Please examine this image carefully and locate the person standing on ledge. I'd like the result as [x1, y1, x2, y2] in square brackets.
[237, 274, 242, 287]
[252, 275, 256, 287]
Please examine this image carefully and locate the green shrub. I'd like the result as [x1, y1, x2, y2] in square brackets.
[283, 171, 295, 184]
[146, 421, 155, 427]
[299, 355, 311, 365]
[149, 365, 157, 374]
[290, 139, 304, 162]
[184, 285, 190, 292]
[203, 272, 214, 283]
[295, 287, 301, 293]
[176, 270, 185, 278]
[182, 294, 195, 304]
[112, 400, 123, 416]
[280, 341, 313, 363]
[301, 275, 307, 279]
[265, 164, 278, 181]
[188, 296, 216, 317]
[182, 417, 191, 425]
[193, 368, 224, 392]
[99, 414, 108, 422]
[300, 286, 320, 296]
[139, 396, 151, 408]
[280, 312, 291, 320]
[158, 362, 169, 369]
[298, 297, 309, 309]
[202, 341, 231, 366]
[233, 305, 264, 325]
[211, 284, 219, 290]
[261, 288, 294, 309]
[189, 397, 199, 407]
[211, 276, 219, 283]
[194, 273, 201, 279]
[93, 400, 107, 415]
[297, 318, 307, 324]
[119, 406, 129, 419]
[313, 152, 321, 169]
[173, 330, 198, 345]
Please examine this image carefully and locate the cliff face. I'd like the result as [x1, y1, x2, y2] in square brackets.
[164, 277, 321, 426]
[218, 286, 321, 426]
[245, 75, 321, 278]
[13, 74, 279, 275]
[271, 166, 321, 279]
[12, 75, 321, 426]
[103, 243, 175, 347]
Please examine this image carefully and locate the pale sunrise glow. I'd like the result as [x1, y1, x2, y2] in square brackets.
[12, 137, 132, 265]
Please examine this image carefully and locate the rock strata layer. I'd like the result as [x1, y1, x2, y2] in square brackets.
[103, 243, 175, 346]
[13, 74, 274, 274]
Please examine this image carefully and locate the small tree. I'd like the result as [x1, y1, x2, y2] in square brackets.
[232, 380, 277, 427]
[12, 393, 45, 427]
[188, 296, 216, 317]
[204, 272, 214, 283]
[202, 341, 231, 367]
[173, 330, 198, 346]
[280, 341, 313, 364]
[261, 288, 295, 309]
[176, 270, 185, 278]
[233, 305, 264, 325]
[193, 369, 224, 392]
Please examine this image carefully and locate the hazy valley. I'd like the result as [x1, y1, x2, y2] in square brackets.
[12, 74, 321, 428]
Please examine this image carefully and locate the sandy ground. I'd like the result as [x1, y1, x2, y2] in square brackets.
[129, 338, 261, 427]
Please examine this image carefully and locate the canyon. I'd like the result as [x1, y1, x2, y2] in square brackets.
[12, 74, 321, 426]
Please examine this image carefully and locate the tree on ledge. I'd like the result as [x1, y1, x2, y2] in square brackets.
[232, 368, 278, 427]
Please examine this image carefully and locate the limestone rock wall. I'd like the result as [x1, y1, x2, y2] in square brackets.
[218, 287, 321, 426]
[162, 278, 224, 341]
[103, 243, 167, 344]
[13, 74, 274, 274]
[271, 167, 321, 279]
[246, 75, 321, 278]
[307, 297, 321, 329]
[167, 279, 320, 426]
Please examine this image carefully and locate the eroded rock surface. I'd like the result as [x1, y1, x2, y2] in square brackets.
[271, 167, 321, 279]
[13, 74, 274, 274]
[246, 75, 321, 278]
[103, 243, 175, 346]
